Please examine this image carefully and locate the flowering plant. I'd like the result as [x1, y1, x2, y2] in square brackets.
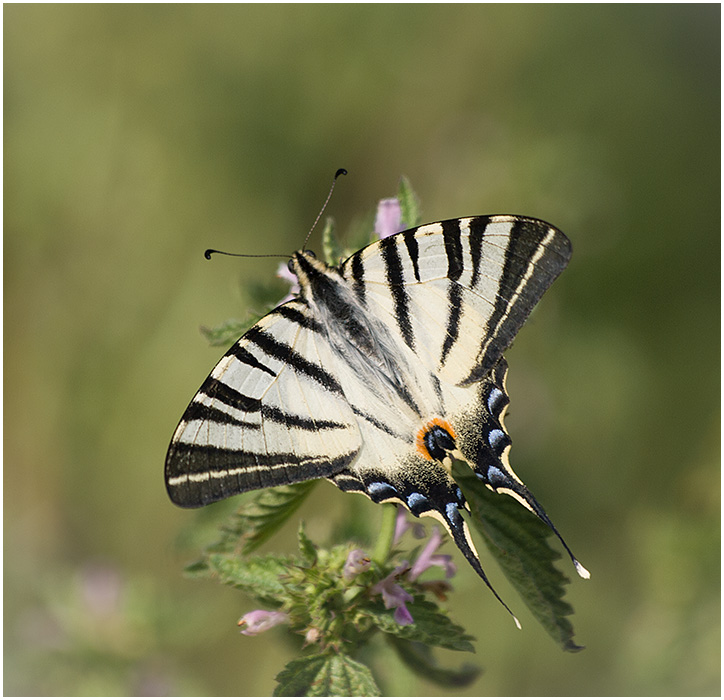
[185, 178, 583, 695]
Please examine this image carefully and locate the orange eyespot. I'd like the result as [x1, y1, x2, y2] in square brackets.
[416, 417, 457, 461]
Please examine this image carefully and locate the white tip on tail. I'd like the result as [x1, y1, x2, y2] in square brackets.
[574, 560, 591, 579]
[513, 615, 522, 630]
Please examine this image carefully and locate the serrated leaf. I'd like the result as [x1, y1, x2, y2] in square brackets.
[274, 653, 380, 697]
[245, 277, 292, 310]
[397, 175, 421, 228]
[387, 636, 481, 687]
[203, 481, 316, 559]
[200, 318, 252, 347]
[297, 522, 317, 565]
[207, 553, 293, 605]
[361, 598, 475, 652]
[200, 277, 290, 347]
[453, 462, 583, 652]
[343, 212, 378, 256]
[239, 481, 317, 556]
[183, 558, 212, 578]
[321, 217, 343, 265]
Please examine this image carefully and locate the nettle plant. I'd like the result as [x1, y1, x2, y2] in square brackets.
[179, 179, 584, 696]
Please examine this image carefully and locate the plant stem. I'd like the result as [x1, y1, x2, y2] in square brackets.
[372, 505, 397, 564]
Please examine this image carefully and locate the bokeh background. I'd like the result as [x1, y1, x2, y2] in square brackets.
[5, 4, 720, 696]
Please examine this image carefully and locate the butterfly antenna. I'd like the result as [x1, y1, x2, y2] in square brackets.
[203, 249, 288, 260]
[302, 167, 347, 251]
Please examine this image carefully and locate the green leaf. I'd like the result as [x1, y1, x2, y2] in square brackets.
[200, 277, 290, 347]
[321, 217, 343, 266]
[387, 636, 481, 688]
[397, 176, 421, 228]
[343, 212, 378, 256]
[200, 318, 253, 347]
[206, 552, 293, 605]
[205, 481, 317, 559]
[274, 653, 380, 697]
[453, 461, 583, 652]
[297, 522, 317, 566]
[361, 598, 475, 653]
[183, 558, 213, 578]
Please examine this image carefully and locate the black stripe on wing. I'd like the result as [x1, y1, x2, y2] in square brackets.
[402, 229, 421, 282]
[464, 217, 571, 385]
[179, 400, 257, 429]
[260, 405, 348, 431]
[229, 345, 277, 377]
[349, 404, 408, 441]
[350, 253, 366, 304]
[441, 219, 463, 281]
[468, 218, 485, 289]
[178, 395, 349, 432]
[245, 326, 344, 395]
[380, 236, 415, 349]
[439, 220, 465, 364]
[440, 282, 463, 364]
[167, 445, 356, 507]
[200, 377, 262, 412]
[274, 303, 325, 332]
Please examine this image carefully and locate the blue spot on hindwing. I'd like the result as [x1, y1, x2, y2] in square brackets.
[445, 501, 460, 525]
[487, 466, 507, 488]
[367, 481, 397, 500]
[488, 428, 507, 451]
[406, 492, 429, 512]
[487, 387, 504, 414]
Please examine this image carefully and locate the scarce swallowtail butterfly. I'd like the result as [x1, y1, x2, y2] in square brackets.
[165, 208, 589, 619]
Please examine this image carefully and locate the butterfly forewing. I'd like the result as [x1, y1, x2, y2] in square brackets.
[342, 216, 571, 386]
[165, 300, 360, 507]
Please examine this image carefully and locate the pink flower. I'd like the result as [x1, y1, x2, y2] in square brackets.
[392, 601, 414, 626]
[304, 627, 322, 645]
[374, 198, 404, 239]
[80, 564, 123, 619]
[393, 506, 426, 544]
[343, 549, 371, 580]
[237, 609, 289, 636]
[408, 527, 457, 581]
[372, 563, 414, 626]
[276, 262, 300, 303]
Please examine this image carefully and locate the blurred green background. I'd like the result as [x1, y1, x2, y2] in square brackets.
[5, 4, 720, 696]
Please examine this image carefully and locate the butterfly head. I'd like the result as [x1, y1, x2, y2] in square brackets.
[288, 249, 348, 303]
[288, 249, 320, 277]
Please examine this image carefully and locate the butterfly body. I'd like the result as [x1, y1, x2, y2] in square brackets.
[166, 214, 588, 612]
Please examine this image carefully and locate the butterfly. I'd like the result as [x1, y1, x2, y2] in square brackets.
[165, 213, 588, 619]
